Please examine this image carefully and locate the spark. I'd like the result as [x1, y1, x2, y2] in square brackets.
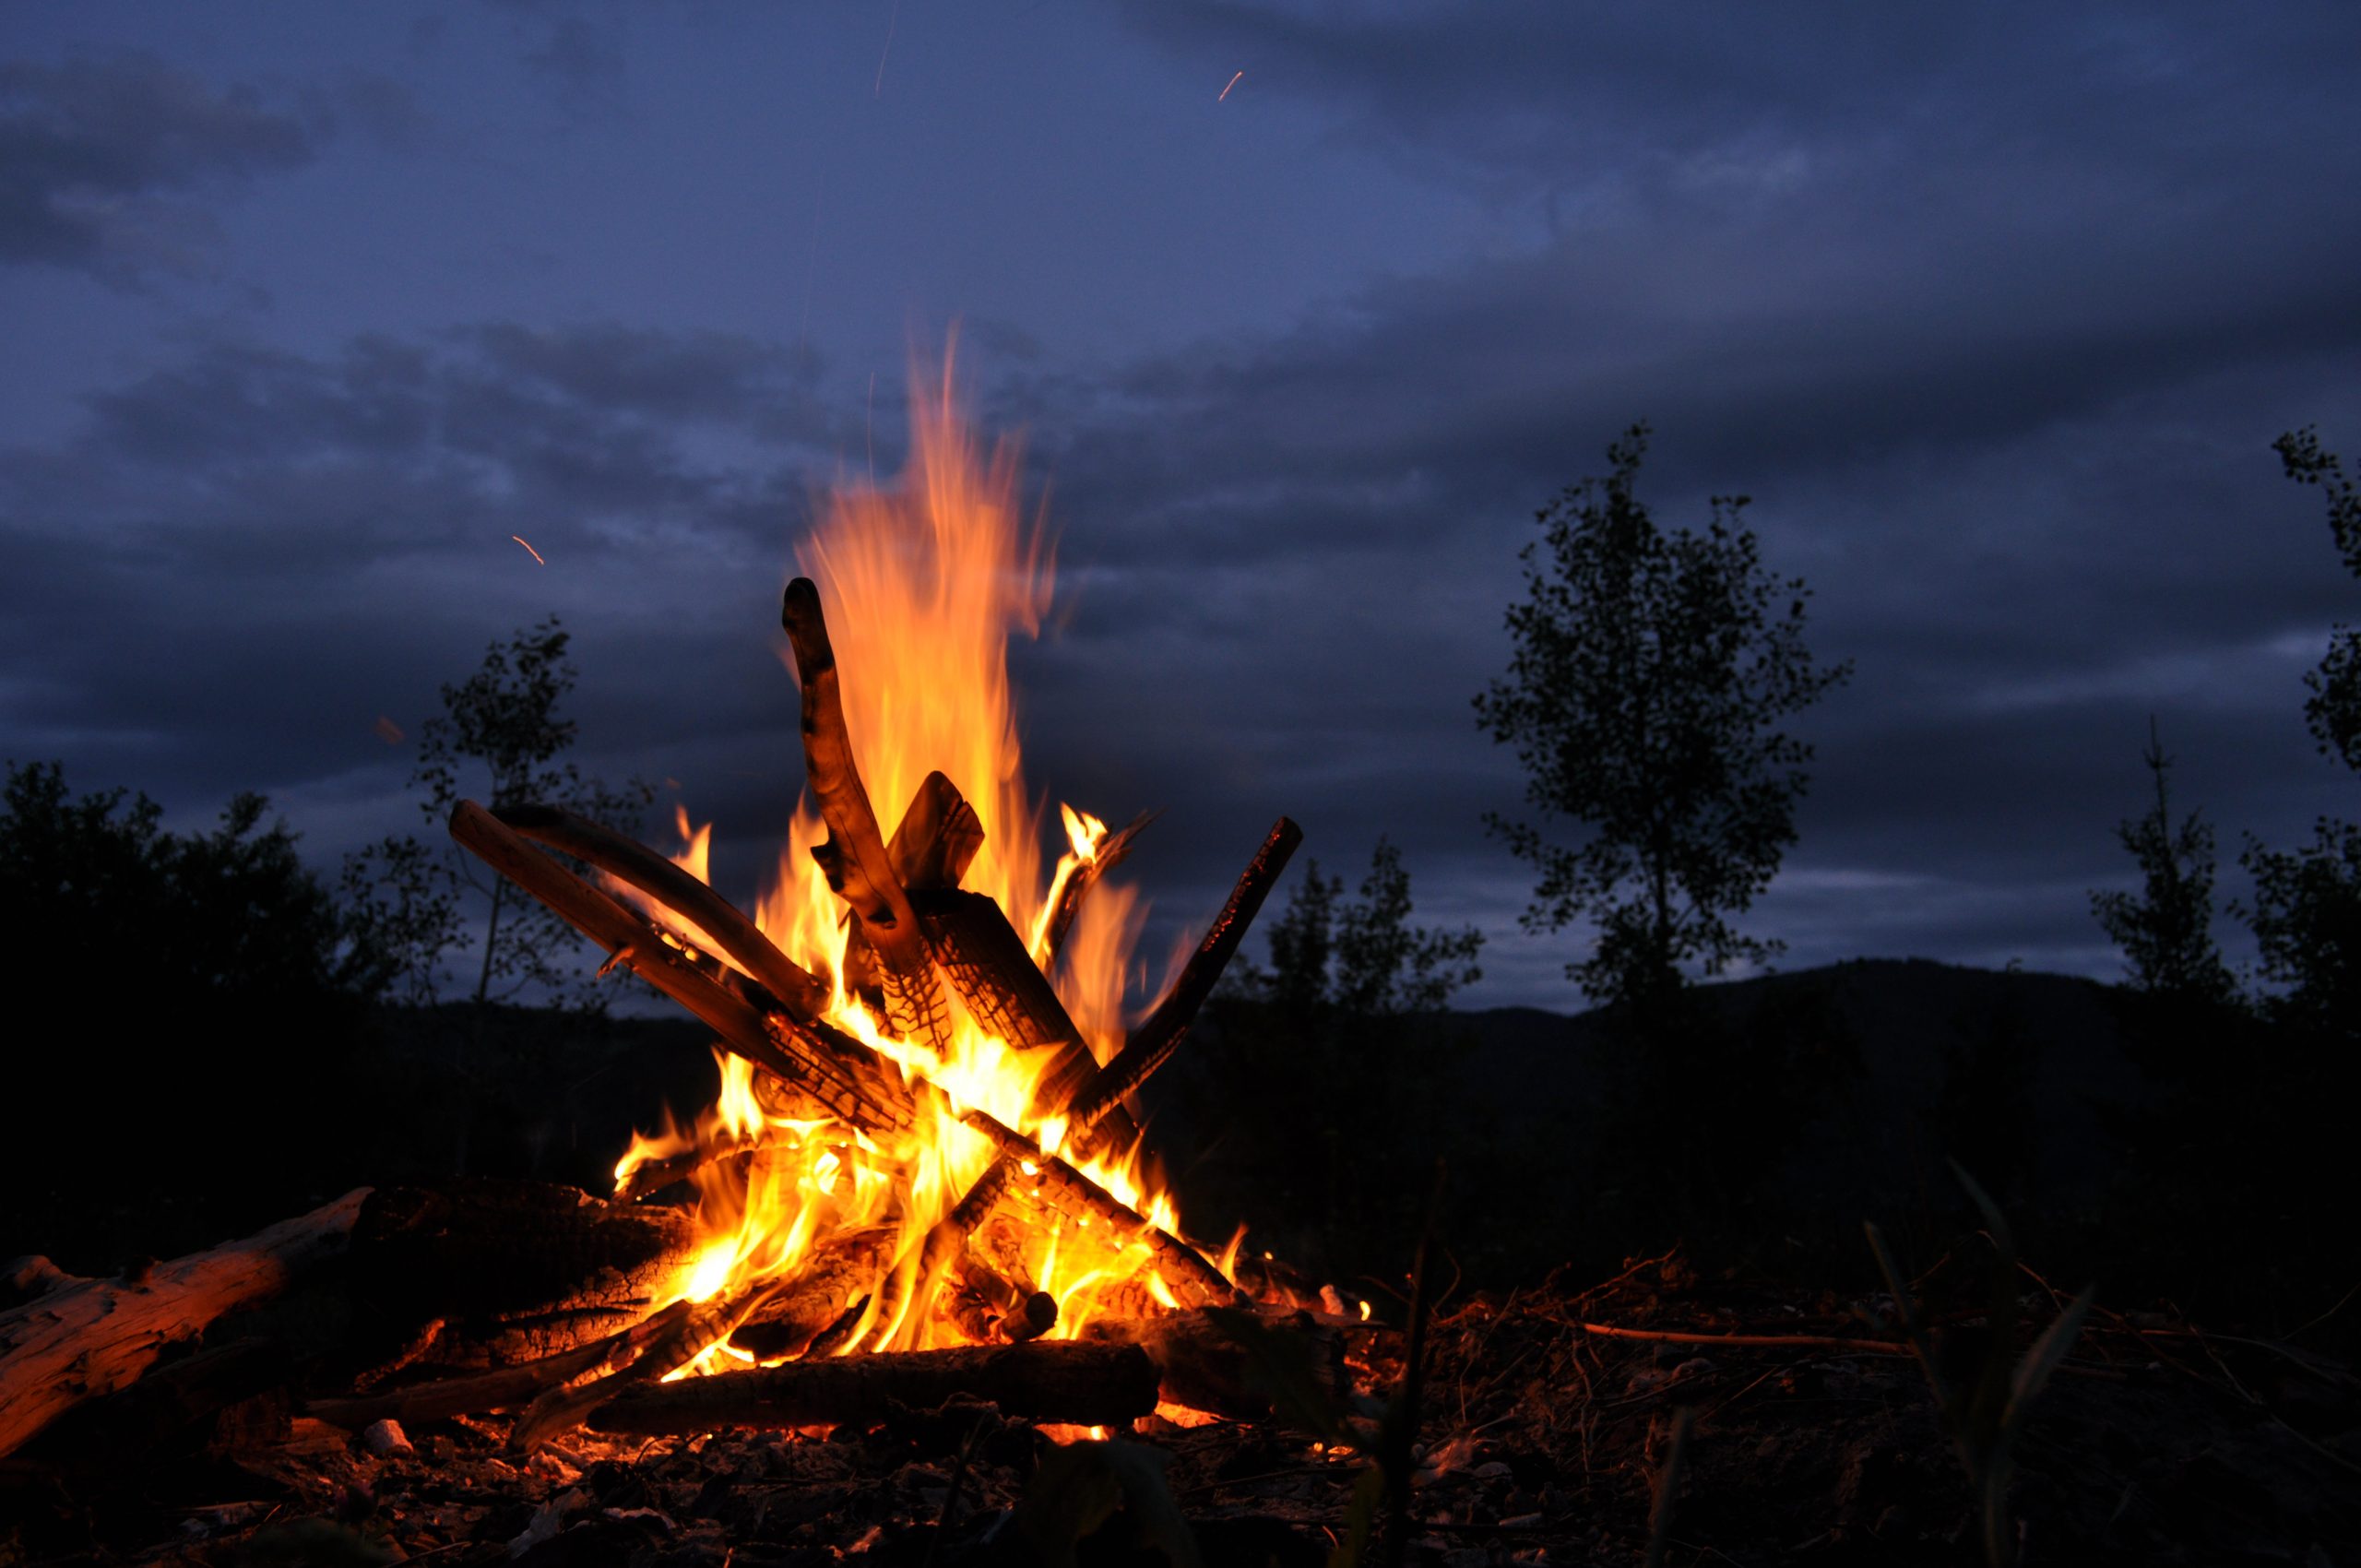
[511, 534, 546, 565]
[874, 0, 899, 97]
[373, 716, 405, 745]
[1219, 70, 1243, 101]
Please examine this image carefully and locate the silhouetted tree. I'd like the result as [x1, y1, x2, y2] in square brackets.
[1475, 422, 1850, 1011]
[2236, 429, 2361, 1039]
[2089, 716, 2236, 1013]
[1191, 839, 1482, 1272]
[0, 761, 386, 1261]
[344, 617, 652, 1012]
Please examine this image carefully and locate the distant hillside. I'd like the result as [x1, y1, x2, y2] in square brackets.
[1449, 956, 2147, 1218]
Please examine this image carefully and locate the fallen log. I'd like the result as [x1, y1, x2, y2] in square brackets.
[781, 576, 953, 1054]
[585, 1339, 1160, 1434]
[1066, 816, 1301, 1147]
[0, 1188, 369, 1460]
[496, 802, 831, 1021]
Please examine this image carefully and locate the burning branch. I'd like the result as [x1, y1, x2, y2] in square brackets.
[781, 576, 955, 1054]
[448, 802, 912, 1134]
[1066, 815, 1302, 1145]
[496, 802, 831, 1021]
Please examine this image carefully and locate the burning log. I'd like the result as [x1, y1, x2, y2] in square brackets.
[731, 1225, 902, 1359]
[943, 1255, 1056, 1344]
[583, 1339, 1160, 1435]
[449, 801, 914, 1134]
[1065, 816, 1302, 1148]
[495, 802, 831, 1021]
[0, 1189, 369, 1459]
[841, 769, 985, 1009]
[781, 576, 954, 1053]
[509, 1283, 778, 1450]
[960, 1110, 1240, 1309]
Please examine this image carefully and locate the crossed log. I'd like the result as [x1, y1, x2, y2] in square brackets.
[436, 577, 1298, 1440]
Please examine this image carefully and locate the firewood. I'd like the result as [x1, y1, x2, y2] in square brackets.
[832, 768, 982, 1014]
[310, 1298, 699, 1431]
[959, 1110, 1240, 1309]
[509, 1283, 777, 1450]
[730, 1225, 901, 1360]
[0, 1189, 369, 1459]
[450, 801, 914, 1134]
[495, 802, 831, 1021]
[1083, 1306, 1347, 1424]
[583, 1340, 1161, 1434]
[345, 1182, 702, 1372]
[780, 577, 954, 1053]
[890, 769, 983, 890]
[943, 1254, 1056, 1344]
[1066, 816, 1302, 1146]
[1037, 808, 1155, 968]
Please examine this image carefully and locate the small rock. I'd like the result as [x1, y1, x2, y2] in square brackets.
[360, 1419, 415, 1458]
[1472, 1460, 1513, 1480]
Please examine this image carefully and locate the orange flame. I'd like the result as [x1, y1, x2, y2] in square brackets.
[612, 350, 1223, 1365]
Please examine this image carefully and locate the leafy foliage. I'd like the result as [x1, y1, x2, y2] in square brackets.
[2236, 427, 2361, 1040]
[1475, 422, 1850, 1008]
[343, 617, 652, 1011]
[2, 758, 380, 1004]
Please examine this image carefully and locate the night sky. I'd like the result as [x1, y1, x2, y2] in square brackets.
[6, 4, 2357, 1011]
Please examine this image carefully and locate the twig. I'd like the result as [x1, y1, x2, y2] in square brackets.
[1641, 1406, 1697, 1568]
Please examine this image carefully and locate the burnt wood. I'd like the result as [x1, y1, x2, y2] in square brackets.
[495, 802, 831, 1020]
[780, 577, 954, 1053]
[0, 1189, 369, 1459]
[584, 1339, 1160, 1434]
[1038, 808, 1156, 968]
[1066, 816, 1302, 1147]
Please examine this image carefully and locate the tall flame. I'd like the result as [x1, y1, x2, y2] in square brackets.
[614, 350, 1206, 1364]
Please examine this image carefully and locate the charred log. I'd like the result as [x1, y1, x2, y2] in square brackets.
[1037, 808, 1155, 968]
[960, 1110, 1240, 1309]
[1083, 1306, 1347, 1425]
[1066, 816, 1301, 1148]
[345, 1182, 701, 1372]
[496, 802, 830, 1021]
[449, 801, 913, 1134]
[584, 1339, 1160, 1434]
[780, 577, 954, 1053]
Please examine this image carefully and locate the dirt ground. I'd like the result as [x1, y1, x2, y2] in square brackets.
[6, 1251, 2355, 1567]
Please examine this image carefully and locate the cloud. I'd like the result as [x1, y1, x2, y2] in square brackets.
[0, 50, 328, 284]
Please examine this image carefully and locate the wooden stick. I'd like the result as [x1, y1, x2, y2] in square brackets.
[1066, 817, 1301, 1142]
[585, 1340, 1160, 1434]
[450, 802, 912, 1134]
[311, 1298, 698, 1431]
[510, 1284, 777, 1451]
[1038, 809, 1155, 968]
[780, 577, 953, 1053]
[0, 1190, 370, 1459]
[495, 802, 831, 1021]
[959, 1110, 1238, 1309]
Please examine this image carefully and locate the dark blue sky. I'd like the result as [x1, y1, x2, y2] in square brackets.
[5, 2, 2357, 1010]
